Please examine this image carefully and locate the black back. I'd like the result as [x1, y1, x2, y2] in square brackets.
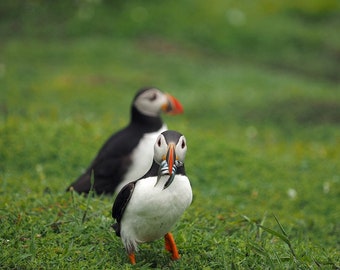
[67, 90, 164, 195]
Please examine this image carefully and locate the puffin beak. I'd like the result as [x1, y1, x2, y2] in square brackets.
[158, 143, 177, 189]
[156, 143, 178, 189]
[166, 144, 176, 176]
[162, 94, 184, 115]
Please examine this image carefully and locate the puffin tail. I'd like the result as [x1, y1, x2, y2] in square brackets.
[66, 171, 92, 194]
[111, 223, 121, 237]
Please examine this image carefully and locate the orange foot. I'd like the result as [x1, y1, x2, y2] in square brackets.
[128, 253, 136, 265]
[164, 232, 180, 260]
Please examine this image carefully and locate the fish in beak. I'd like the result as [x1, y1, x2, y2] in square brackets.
[157, 144, 178, 189]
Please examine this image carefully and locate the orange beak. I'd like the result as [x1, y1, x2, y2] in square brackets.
[166, 144, 176, 176]
[162, 94, 184, 115]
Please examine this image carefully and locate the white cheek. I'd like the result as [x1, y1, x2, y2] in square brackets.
[176, 146, 187, 162]
[154, 147, 162, 162]
[154, 144, 167, 162]
[135, 100, 162, 117]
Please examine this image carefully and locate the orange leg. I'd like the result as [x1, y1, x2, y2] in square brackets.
[128, 253, 136, 265]
[164, 232, 180, 260]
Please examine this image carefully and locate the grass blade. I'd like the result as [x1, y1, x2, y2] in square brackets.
[81, 170, 95, 224]
[257, 215, 297, 260]
[273, 214, 287, 237]
[258, 224, 290, 245]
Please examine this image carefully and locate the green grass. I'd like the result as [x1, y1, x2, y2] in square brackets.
[1, 1, 340, 269]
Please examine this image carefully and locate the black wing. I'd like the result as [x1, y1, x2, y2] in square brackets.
[112, 181, 136, 222]
[111, 181, 136, 236]
[67, 125, 142, 194]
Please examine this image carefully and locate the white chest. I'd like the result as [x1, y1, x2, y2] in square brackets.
[115, 125, 167, 193]
[121, 175, 192, 243]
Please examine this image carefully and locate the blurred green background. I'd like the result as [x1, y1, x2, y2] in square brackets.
[1, 0, 340, 81]
[1, 0, 339, 268]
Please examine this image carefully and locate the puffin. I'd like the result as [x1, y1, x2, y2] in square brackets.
[67, 87, 183, 195]
[112, 130, 192, 265]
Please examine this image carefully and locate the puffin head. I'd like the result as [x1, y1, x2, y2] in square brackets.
[133, 87, 183, 117]
[153, 130, 187, 188]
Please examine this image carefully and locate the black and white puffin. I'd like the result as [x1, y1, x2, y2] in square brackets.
[112, 130, 192, 265]
[67, 87, 183, 195]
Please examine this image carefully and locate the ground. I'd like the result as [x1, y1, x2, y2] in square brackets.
[0, 1, 339, 269]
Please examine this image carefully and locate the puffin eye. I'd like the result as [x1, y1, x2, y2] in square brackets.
[149, 93, 157, 101]
[157, 138, 162, 147]
[181, 139, 186, 149]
